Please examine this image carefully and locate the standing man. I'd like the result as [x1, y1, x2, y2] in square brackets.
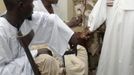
[88, 0, 134, 75]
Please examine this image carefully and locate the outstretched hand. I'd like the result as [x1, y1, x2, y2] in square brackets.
[69, 27, 92, 54]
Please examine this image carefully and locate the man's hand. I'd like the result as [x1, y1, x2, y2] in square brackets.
[69, 28, 91, 54]
[75, 26, 92, 46]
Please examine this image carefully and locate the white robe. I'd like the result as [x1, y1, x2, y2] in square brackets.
[88, 0, 134, 75]
[0, 12, 74, 75]
[33, 0, 49, 13]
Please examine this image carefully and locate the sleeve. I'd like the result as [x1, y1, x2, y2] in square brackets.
[47, 14, 74, 56]
[88, 0, 107, 31]
[30, 12, 74, 56]
[0, 34, 32, 75]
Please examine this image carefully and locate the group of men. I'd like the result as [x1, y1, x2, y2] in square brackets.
[0, 0, 134, 75]
[0, 0, 88, 75]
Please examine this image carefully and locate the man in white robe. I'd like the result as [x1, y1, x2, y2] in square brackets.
[33, 1, 88, 74]
[0, 0, 89, 75]
[88, 0, 134, 75]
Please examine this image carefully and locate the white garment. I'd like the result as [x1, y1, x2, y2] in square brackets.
[120, 0, 134, 10]
[88, 0, 134, 75]
[33, 0, 49, 13]
[33, 0, 71, 62]
[0, 12, 74, 75]
[88, 0, 107, 31]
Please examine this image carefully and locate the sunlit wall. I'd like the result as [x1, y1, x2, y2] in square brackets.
[0, 0, 6, 14]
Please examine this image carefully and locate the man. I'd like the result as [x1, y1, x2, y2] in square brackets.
[88, 0, 134, 75]
[33, 0, 82, 28]
[0, 0, 88, 75]
[33, 1, 89, 75]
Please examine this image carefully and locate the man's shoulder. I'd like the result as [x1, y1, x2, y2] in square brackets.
[32, 11, 49, 19]
[32, 11, 58, 22]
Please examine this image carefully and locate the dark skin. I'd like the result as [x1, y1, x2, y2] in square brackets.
[41, 0, 54, 13]
[41, 0, 58, 14]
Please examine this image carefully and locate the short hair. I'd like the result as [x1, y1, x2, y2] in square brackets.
[3, 0, 25, 10]
[4, 0, 16, 10]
